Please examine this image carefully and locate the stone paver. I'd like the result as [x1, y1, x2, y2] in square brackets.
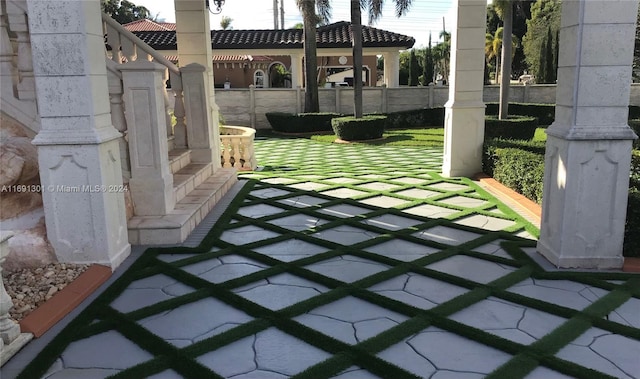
[361, 214, 423, 231]
[17, 138, 639, 379]
[378, 327, 512, 378]
[305, 255, 389, 283]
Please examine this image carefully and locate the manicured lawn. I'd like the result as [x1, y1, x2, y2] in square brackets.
[310, 127, 445, 147]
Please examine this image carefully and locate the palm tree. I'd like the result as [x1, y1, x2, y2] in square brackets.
[351, 0, 413, 117]
[220, 16, 233, 30]
[295, 0, 331, 113]
[494, 0, 513, 119]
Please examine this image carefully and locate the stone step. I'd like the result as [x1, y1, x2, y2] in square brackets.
[128, 168, 237, 245]
[173, 162, 213, 203]
[168, 148, 191, 174]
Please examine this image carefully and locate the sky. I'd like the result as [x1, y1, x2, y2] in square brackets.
[132, 0, 463, 49]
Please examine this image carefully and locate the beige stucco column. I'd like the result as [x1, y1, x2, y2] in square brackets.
[537, 0, 638, 269]
[174, 0, 221, 167]
[383, 51, 400, 88]
[27, 0, 130, 268]
[442, 0, 487, 178]
[290, 53, 303, 88]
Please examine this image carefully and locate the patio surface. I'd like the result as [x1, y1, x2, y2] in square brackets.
[7, 137, 640, 379]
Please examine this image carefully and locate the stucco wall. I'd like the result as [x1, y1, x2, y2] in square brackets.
[212, 83, 640, 129]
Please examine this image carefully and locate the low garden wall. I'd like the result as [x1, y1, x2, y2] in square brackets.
[213, 84, 566, 129]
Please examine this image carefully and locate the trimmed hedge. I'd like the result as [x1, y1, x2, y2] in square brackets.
[331, 115, 387, 141]
[384, 108, 445, 129]
[486, 146, 545, 204]
[265, 112, 342, 133]
[626, 189, 640, 255]
[484, 115, 538, 140]
[483, 139, 546, 177]
[485, 103, 555, 126]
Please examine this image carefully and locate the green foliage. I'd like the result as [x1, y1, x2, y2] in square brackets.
[101, 0, 150, 24]
[544, 26, 556, 83]
[409, 50, 419, 86]
[523, 0, 561, 82]
[265, 112, 341, 133]
[629, 119, 640, 149]
[385, 108, 445, 129]
[485, 102, 555, 125]
[490, 147, 545, 204]
[485, 115, 538, 140]
[625, 188, 640, 256]
[331, 115, 387, 141]
[310, 128, 444, 147]
[422, 35, 435, 86]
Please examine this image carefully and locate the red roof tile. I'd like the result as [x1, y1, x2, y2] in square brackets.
[123, 19, 176, 31]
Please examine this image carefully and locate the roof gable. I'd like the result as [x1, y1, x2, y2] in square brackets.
[128, 21, 415, 50]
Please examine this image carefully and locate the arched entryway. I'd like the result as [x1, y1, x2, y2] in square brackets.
[268, 62, 290, 88]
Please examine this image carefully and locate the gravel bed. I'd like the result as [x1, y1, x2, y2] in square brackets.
[2, 263, 89, 322]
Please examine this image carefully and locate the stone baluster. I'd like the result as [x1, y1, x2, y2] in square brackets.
[171, 71, 187, 149]
[121, 36, 137, 63]
[105, 21, 122, 63]
[120, 60, 175, 215]
[232, 138, 241, 169]
[161, 68, 173, 139]
[6, 0, 35, 100]
[221, 137, 232, 168]
[0, 232, 20, 350]
[106, 65, 130, 179]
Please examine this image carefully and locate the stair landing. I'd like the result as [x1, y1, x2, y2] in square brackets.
[127, 168, 237, 245]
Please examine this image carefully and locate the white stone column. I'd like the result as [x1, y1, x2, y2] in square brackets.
[28, 0, 130, 268]
[290, 53, 303, 89]
[0, 232, 19, 347]
[121, 61, 175, 215]
[174, 0, 221, 168]
[182, 63, 219, 162]
[383, 51, 400, 88]
[537, 0, 639, 269]
[442, 0, 487, 178]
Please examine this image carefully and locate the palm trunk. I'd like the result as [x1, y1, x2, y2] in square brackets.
[351, 0, 363, 118]
[499, 3, 513, 120]
[302, 2, 319, 113]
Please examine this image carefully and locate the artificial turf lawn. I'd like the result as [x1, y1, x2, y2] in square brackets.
[18, 138, 640, 379]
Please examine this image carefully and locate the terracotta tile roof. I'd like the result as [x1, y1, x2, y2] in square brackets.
[163, 55, 273, 63]
[123, 19, 176, 31]
[129, 21, 415, 50]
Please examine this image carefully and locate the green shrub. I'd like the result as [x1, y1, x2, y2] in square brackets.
[331, 115, 387, 141]
[629, 105, 640, 119]
[489, 147, 545, 204]
[485, 103, 555, 126]
[265, 112, 341, 133]
[384, 108, 445, 129]
[624, 188, 640, 257]
[484, 115, 538, 140]
[631, 150, 640, 191]
[483, 139, 546, 177]
[629, 119, 640, 150]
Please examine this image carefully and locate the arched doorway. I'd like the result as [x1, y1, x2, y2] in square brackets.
[268, 62, 290, 88]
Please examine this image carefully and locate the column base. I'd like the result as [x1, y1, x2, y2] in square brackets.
[538, 135, 633, 269]
[0, 333, 33, 367]
[537, 239, 624, 269]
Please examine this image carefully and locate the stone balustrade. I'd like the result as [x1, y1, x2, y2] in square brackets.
[220, 126, 257, 171]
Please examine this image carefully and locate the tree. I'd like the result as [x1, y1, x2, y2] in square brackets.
[522, 0, 561, 82]
[494, 0, 513, 119]
[101, 0, 150, 24]
[350, 0, 413, 118]
[295, 0, 332, 113]
[544, 26, 555, 83]
[422, 34, 434, 85]
[485, 28, 503, 84]
[220, 16, 233, 30]
[409, 49, 419, 86]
